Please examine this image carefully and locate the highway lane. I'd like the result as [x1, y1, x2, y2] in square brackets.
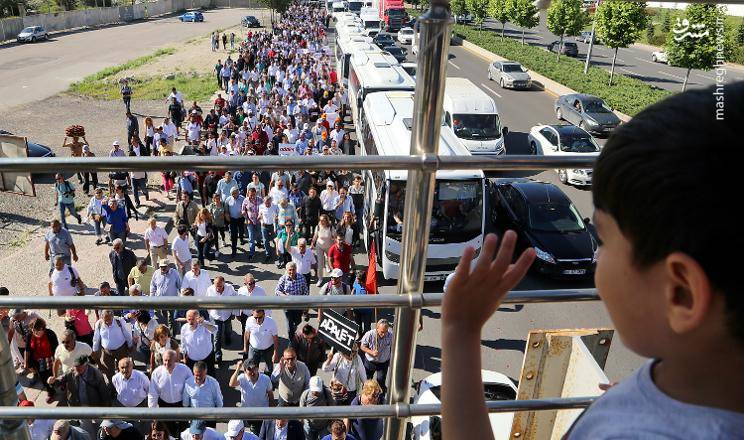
[0, 7, 265, 112]
[398, 38, 645, 382]
[472, 13, 744, 92]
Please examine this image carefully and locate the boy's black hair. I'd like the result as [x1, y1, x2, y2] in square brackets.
[593, 82, 744, 341]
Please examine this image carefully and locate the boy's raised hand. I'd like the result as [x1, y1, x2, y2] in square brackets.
[442, 231, 535, 335]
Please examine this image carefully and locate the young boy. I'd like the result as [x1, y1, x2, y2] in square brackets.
[441, 82, 744, 439]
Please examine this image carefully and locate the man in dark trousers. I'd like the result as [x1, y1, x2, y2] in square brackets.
[109, 238, 137, 296]
[120, 80, 132, 112]
[125, 111, 139, 148]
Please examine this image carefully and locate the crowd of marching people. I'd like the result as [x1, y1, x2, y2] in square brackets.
[1, 3, 393, 440]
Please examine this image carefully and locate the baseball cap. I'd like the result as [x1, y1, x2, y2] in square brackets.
[73, 355, 89, 366]
[226, 420, 245, 436]
[82, 144, 90, 152]
[309, 376, 323, 392]
[158, 258, 170, 267]
[330, 268, 343, 278]
[112, 140, 120, 146]
[100, 420, 129, 430]
[189, 420, 206, 435]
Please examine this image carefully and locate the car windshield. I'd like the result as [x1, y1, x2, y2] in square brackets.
[529, 203, 585, 233]
[565, 42, 577, 48]
[386, 47, 403, 54]
[22, 27, 34, 33]
[583, 99, 612, 113]
[387, 9, 405, 17]
[502, 64, 523, 73]
[401, 29, 414, 35]
[560, 132, 599, 153]
[348, 2, 362, 11]
[387, 179, 483, 243]
[452, 114, 501, 141]
[365, 20, 380, 28]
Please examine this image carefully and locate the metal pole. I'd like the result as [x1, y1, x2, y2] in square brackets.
[0, 396, 596, 420]
[385, 3, 452, 440]
[0, 326, 31, 440]
[0, 289, 601, 309]
[583, 0, 599, 75]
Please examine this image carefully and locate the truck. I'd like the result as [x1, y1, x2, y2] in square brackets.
[375, 0, 407, 32]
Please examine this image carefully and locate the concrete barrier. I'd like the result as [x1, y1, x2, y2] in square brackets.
[453, 36, 632, 122]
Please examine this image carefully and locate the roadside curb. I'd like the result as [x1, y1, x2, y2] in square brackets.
[453, 36, 633, 123]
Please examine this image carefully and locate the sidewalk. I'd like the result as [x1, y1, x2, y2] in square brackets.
[1, 184, 176, 407]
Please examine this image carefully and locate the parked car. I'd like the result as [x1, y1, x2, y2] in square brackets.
[489, 179, 598, 278]
[547, 40, 579, 57]
[383, 45, 407, 63]
[555, 93, 621, 136]
[577, 31, 600, 44]
[373, 33, 395, 49]
[397, 27, 415, 45]
[454, 14, 474, 24]
[241, 15, 261, 27]
[410, 370, 517, 440]
[652, 50, 668, 63]
[16, 26, 48, 43]
[1, 129, 57, 180]
[527, 124, 599, 185]
[179, 11, 204, 22]
[488, 61, 532, 90]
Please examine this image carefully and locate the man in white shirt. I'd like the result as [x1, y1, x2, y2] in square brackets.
[243, 309, 280, 374]
[112, 357, 149, 433]
[180, 310, 217, 377]
[206, 276, 236, 363]
[258, 196, 279, 263]
[163, 118, 178, 146]
[181, 420, 222, 440]
[144, 217, 168, 267]
[172, 225, 192, 277]
[236, 273, 271, 334]
[228, 361, 274, 435]
[149, 349, 193, 435]
[288, 238, 316, 288]
[48, 256, 82, 316]
[51, 329, 93, 381]
[182, 260, 212, 298]
[168, 87, 184, 106]
[92, 310, 133, 381]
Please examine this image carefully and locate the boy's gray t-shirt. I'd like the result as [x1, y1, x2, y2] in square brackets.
[568, 360, 744, 439]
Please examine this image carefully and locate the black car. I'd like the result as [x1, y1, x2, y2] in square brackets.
[0, 130, 54, 158]
[241, 15, 261, 27]
[373, 33, 395, 49]
[488, 179, 597, 278]
[547, 40, 579, 57]
[383, 45, 407, 63]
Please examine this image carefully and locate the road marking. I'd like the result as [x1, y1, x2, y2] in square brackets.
[657, 70, 685, 80]
[448, 60, 461, 70]
[480, 83, 502, 98]
[634, 56, 656, 65]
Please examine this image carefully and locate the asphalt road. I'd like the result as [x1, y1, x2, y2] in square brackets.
[0, 7, 262, 112]
[471, 12, 744, 92]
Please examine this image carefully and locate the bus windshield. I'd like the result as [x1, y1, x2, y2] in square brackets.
[387, 179, 483, 243]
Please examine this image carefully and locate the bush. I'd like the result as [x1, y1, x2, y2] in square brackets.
[454, 24, 671, 116]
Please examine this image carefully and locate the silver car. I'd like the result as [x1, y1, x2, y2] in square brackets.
[488, 61, 532, 90]
[17, 26, 48, 43]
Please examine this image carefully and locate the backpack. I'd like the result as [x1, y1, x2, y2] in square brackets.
[57, 181, 75, 199]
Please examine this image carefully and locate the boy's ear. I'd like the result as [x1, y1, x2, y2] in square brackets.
[663, 252, 714, 335]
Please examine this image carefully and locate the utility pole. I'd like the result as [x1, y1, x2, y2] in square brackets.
[583, 0, 600, 74]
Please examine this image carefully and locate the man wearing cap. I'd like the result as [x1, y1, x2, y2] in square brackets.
[92, 309, 134, 381]
[50, 420, 90, 440]
[99, 419, 142, 440]
[180, 310, 217, 376]
[150, 259, 181, 335]
[60, 355, 110, 437]
[225, 420, 260, 440]
[359, 320, 394, 393]
[206, 276, 236, 363]
[44, 218, 78, 270]
[181, 420, 222, 440]
[148, 349, 193, 435]
[299, 376, 336, 440]
[109, 238, 137, 297]
[229, 359, 275, 435]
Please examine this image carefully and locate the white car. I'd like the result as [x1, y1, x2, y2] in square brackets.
[410, 370, 517, 440]
[397, 27, 415, 44]
[17, 26, 48, 43]
[652, 50, 668, 64]
[527, 124, 600, 186]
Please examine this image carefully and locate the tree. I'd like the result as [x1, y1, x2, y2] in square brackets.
[489, 0, 510, 39]
[645, 17, 654, 43]
[508, 0, 539, 45]
[666, 3, 723, 91]
[451, 0, 468, 20]
[737, 18, 744, 45]
[661, 9, 671, 33]
[468, 0, 491, 30]
[546, 0, 585, 61]
[595, 1, 648, 85]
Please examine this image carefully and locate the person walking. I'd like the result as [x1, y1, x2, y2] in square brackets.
[54, 174, 82, 229]
[121, 80, 132, 113]
[109, 238, 137, 297]
[229, 360, 275, 435]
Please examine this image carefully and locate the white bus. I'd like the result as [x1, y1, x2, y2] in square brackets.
[334, 39, 387, 86]
[347, 53, 415, 129]
[359, 91, 486, 281]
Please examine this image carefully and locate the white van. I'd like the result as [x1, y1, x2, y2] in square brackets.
[359, 7, 381, 36]
[443, 77, 507, 155]
[332, 1, 346, 13]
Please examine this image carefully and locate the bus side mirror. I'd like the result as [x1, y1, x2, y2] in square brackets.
[583, 217, 591, 224]
[502, 127, 509, 136]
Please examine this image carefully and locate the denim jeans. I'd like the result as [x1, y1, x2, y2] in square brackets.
[91, 216, 107, 237]
[260, 224, 276, 258]
[246, 222, 259, 256]
[58, 202, 80, 228]
[247, 344, 274, 373]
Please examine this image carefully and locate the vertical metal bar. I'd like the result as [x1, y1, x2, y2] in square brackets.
[0, 325, 31, 440]
[384, 3, 452, 440]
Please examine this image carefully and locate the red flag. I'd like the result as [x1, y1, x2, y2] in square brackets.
[365, 241, 378, 295]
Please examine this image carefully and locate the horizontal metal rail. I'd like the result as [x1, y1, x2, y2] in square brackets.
[0, 155, 597, 173]
[0, 397, 595, 420]
[0, 289, 599, 309]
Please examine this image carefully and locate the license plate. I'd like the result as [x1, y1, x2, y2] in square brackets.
[563, 269, 586, 275]
[425, 274, 447, 281]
